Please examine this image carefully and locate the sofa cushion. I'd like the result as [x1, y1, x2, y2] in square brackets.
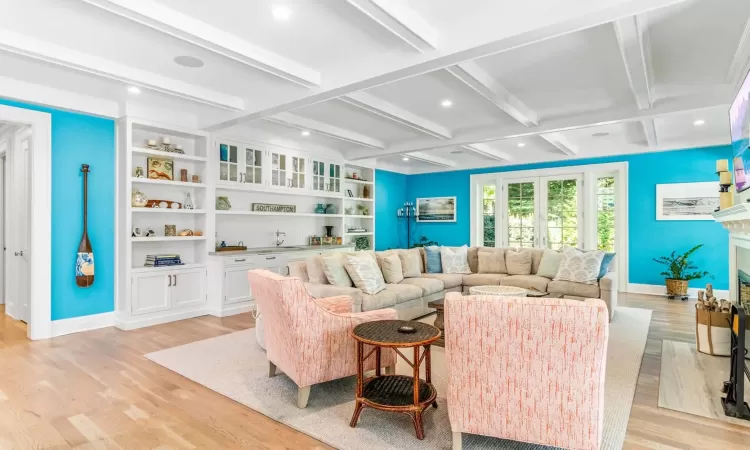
[361, 289, 400, 311]
[322, 254, 353, 287]
[554, 248, 605, 285]
[501, 275, 550, 292]
[344, 253, 385, 295]
[304, 282, 362, 307]
[598, 252, 616, 278]
[422, 273, 462, 289]
[536, 250, 564, 279]
[467, 247, 480, 273]
[306, 255, 328, 284]
[462, 273, 508, 286]
[375, 250, 398, 268]
[400, 277, 444, 296]
[478, 249, 507, 274]
[547, 280, 600, 298]
[383, 284, 423, 303]
[520, 248, 545, 274]
[506, 251, 532, 275]
[399, 250, 422, 278]
[381, 254, 404, 284]
[441, 246, 471, 274]
[425, 246, 442, 273]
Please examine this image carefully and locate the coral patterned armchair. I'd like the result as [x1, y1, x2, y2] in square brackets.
[445, 293, 609, 450]
[247, 269, 397, 408]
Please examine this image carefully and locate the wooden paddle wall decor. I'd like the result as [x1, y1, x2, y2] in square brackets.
[76, 164, 94, 287]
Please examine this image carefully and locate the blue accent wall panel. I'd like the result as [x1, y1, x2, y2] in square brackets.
[0, 99, 116, 320]
[374, 169, 407, 250]
[387, 146, 732, 289]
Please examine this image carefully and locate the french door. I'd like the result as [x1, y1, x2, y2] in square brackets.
[501, 175, 583, 249]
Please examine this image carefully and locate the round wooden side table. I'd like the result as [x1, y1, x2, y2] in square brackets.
[350, 320, 440, 440]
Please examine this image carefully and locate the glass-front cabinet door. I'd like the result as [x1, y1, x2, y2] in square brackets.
[243, 146, 263, 185]
[269, 151, 287, 188]
[312, 159, 327, 192]
[290, 156, 305, 189]
[218, 141, 239, 183]
[328, 162, 341, 194]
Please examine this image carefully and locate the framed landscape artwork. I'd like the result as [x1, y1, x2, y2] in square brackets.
[416, 197, 457, 222]
[655, 182, 719, 221]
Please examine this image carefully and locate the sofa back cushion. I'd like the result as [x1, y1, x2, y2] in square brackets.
[322, 254, 353, 287]
[536, 250, 564, 279]
[554, 248, 605, 285]
[478, 249, 507, 274]
[440, 245, 472, 274]
[382, 254, 405, 284]
[399, 249, 422, 278]
[520, 248, 545, 274]
[306, 255, 329, 284]
[506, 251, 532, 275]
[344, 252, 386, 295]
[424, 246, 442, 273]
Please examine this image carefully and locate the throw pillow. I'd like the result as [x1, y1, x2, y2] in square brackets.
[536, 250, 564, 279]
[598, 252, 616, 279]
[306, 255, 329, 284]
[399, 250, 422, 278]
[344, 253, 386, 295]
[440, 246, 471, 274]
[478, 249, 506, 274]
[322, 254, 353, 287]
[425, 246, 442, 273]
[554, 248, 605, 285]
[381, 254, 404, 284]
[506, 251, 532, 275]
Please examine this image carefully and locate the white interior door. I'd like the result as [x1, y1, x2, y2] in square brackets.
[502, 177, 539, 248]
[540, 175, 583, 250]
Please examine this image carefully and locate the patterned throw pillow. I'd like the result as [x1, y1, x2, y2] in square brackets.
[554, 248, 605, 285]
[322, 254, 353, 287]
[381, 254, 404, 284]
[399, 250, 421, 278]
[425, 246, 442, 273]
[478, 250, 506, 274]
[344, 253, 386, 295]
[440, 246, 471, 274]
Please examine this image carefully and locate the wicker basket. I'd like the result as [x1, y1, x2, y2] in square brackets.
[665, 278, 688, 296]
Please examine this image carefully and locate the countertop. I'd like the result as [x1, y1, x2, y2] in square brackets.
[209, 244, 354, 256]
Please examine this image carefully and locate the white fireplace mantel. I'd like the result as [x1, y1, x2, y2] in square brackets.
[713, 204, 750, 302]
[713, 203, 750, 235]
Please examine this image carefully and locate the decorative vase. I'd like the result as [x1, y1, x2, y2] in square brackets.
[665, 278, 688, 297]
[216, 196, 231, 210]
[362, 185, 370, 199]
[325, 203, 338, 214]
[315, 203, 326, 214]
[131, 189, 148, 207]
[324, 225, 334, 237]
[180, 169, 188, 182]
[345, 207, 354, 215]
[184, 192, 194, 210]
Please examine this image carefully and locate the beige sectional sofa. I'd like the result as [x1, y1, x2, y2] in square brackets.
[288, 247, 617, 321]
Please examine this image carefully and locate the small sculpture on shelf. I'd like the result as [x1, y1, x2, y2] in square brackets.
[132, 189, 148, 207]
[145, 228, 156, 238]
[216, 196, 231, 210]
[184, 192, 194, 210]
[178, 229, 194, 236]
[134, 166, 145, 178]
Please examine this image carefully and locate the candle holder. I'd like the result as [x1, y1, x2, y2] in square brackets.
[396, 202, 417, 247]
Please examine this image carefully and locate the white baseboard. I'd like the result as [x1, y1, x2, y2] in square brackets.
[207, 302, 255, 318]
[627, 283, 729, 300]
[51, 312, 115, 337]
[114, 308, 207, 331]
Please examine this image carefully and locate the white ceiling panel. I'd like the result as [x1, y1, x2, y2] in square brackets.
[653, 106, 732, 147]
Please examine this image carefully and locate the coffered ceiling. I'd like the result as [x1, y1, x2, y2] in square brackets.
[0, 0, 748, 173]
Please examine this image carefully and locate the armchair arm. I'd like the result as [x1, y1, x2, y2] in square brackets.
[314, 295, 353, 314]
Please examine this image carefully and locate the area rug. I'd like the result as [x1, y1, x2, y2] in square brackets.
[146, 307, 651, 449]
[658, 340, 750, 428]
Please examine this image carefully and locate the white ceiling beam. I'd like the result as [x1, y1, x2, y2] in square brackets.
[346, 94, 728, 160]
[727, 16, 750, 85]
[540, 133, 578, 156]
[340, 92, 451, 138]
[204, 0, 692, 130]
[462, 144, 513, 161]
[345, 0, 438, 52]
[265, 113, 384, 149]
[81, 0, 320, 87]
[0, 30, 244, 112]
[641, 119, 658, 148]
[446, 63, 538, 126]
[405, 152, 456, 168]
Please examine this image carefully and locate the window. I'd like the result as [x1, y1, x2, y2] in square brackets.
[482, 185, 496, 247]
[597, 177, 615, 251]
[507, 182, 535, 248]
[546, 179, 579, 250]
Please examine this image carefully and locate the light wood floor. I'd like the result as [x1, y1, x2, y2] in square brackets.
[1, 296, 749, 449]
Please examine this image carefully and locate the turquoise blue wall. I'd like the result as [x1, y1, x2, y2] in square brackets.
[377, 146, 731, 289]
[375, 169, 408, 250]
[0, 99, 115, 320]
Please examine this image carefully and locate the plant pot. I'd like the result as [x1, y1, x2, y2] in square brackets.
[665, 278, 688, 296]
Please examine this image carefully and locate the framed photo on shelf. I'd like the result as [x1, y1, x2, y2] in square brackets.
[655, 182, 718, 221]
[416, 197, 456, 222]
[147, 157, 173, 180]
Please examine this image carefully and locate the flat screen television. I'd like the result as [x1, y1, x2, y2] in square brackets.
[731, 68, 750, 192]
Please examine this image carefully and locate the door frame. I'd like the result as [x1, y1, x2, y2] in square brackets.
[0, 105, 52, 340]
[470, 161, 628, 290]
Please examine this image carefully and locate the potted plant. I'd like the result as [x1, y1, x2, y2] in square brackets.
[652, 244, 713, 300]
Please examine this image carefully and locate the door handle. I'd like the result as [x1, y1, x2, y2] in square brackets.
[265, 256, 276, 260]
[234, 258, 247, 262]
[168, 275, 172, 287]
[14, 251, 23, 256]
[173, 275, 177, 286]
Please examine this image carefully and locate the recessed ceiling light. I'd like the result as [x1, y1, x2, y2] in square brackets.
[693, 119, 706, 126]
[174, 56, 204, 68]
[450, 150, 463, 154]
[517, 142, 526, 148]
[127, 86, 141, 95]
[441, 99, 453, 108]
[592, 132, 610, 137]
[301, 130, 310, 137]
[272, 5, 292, 20]
[402, 157, 410, 161]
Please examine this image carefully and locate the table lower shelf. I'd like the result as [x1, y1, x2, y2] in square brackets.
[361, 375, 436, 408]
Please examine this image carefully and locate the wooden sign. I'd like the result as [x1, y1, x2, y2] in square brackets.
[252, 203, 296, 213]
[76, 164, 94, 287]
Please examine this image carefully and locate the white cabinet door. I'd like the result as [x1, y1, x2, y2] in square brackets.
[171, 269, 207, 309]
[241, 145, 264, 186]
[224, 265, 253, 305]
[131, 273, 171, 316]
[310, 159, 342, 194]
[268, 149, 307, 191]
[217, 140, 240, 184]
